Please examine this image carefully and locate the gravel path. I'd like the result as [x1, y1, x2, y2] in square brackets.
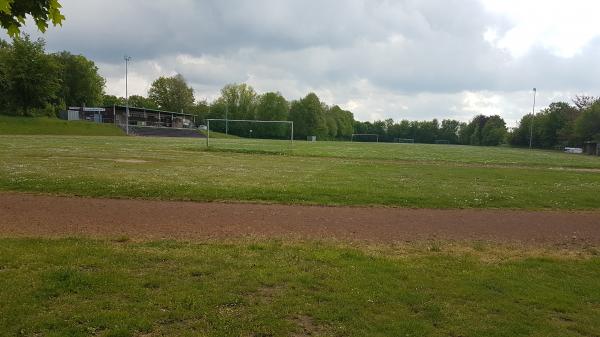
[1, 193, 599, 244]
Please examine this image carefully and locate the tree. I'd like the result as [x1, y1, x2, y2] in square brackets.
[53, 51, 105, 107]
[0, 39, 9, 112]
[255, 92, 289, 138]
[0, 0, 64, 37]
[574, 101, 600, 142]
[572, 95, 599, 111]
[289, 93, 327, 139]
[2, 35, 60, 115]
[102, 94, 125, 107]
[438, 119, 461, 144]
[127, 95, 158, 109]
[328, 105, 355, 139]
[148, 74, 195, 113]
[481, 115, 506, 146]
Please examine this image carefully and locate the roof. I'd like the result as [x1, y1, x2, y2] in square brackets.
[108, 105, 195, 117]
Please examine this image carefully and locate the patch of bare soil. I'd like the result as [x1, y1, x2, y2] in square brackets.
[1, 193, 599, 245]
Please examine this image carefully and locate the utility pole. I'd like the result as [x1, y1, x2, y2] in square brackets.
[529, 88, 536, 149]
[124, 55, 131, 135]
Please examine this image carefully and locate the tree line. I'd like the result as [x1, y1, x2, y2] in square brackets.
[508, 96, 600, 148]
[0, 35, 105, 116]
[1, 36, 598, 146]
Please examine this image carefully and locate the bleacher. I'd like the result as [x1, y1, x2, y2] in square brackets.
[128, 126, 205, 138]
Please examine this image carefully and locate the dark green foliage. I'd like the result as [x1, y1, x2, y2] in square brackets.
[328, 105, 354, 139]
[0, 35, 61, 116]
[127, 95, 158, 109]
[574, 101, 600, 142]
[459, 115, 507, 146]
[101, 94, 125, 107]
[289, 93, 328, 139]
[0, 0, 64, 37]
[53, 51, 105, 107]
[255, 92, 290, 138]
[508, 100, 598, 148]
[148, 74, 195, 113]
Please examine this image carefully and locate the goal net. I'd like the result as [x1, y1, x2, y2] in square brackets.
[435, 140, 450, 144]
[205, 119, 294, 152]
[395, 138, 414, 144]
[351, 134, 379, 142]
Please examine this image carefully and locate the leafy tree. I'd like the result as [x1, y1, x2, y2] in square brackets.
[509, 102, 579, 148]
[189, 99, 210, 124]
[127, 95, 158, 109]
[328, 105, 355, 139]
[574, 101, 600, 142]
[439, 119, 461, 144]
[255, 92, 289, 138]
[208, 83, 258, 135]
[460, 115, 506, 146]
[2, 35, 60, 115]
[481, 115, 506, 146]
[148, 74, 195, 113]
[289, 93, 327, 139]
[0, 0, 64, 37]
[0, 39, 9, 112]
[102, 94, 125, 107]
[53, 51, 105, 107]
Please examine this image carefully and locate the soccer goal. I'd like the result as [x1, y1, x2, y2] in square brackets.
[435, 140, 450, 144]
[351, 134, 379, 142]
[205, 119, 294, 151]
[395, 138, 415, 144]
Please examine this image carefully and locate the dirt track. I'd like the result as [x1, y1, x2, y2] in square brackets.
[1, 193, 599, 244]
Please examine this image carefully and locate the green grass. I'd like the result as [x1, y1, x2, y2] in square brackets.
[0, 115, 125, 136]
[0, 238, 598, 337]
[1, 135, 599, 209]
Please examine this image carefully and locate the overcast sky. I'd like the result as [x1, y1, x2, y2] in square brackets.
[6, 0, 600, 125]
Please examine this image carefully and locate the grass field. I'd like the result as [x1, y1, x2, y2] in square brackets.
[0, 115, 125, 136]
[1, 238, 598, 337]
[1, 134, 599, 209]
[2, 118, 600, 336]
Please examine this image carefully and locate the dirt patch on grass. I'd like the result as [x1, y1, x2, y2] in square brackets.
[291, 315, 325, 337]
[1, 193, 599, 245]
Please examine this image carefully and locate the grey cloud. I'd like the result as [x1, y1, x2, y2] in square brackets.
[6, 0, 598, 122]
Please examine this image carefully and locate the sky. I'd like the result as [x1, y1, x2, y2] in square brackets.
[5, 0, 600, 126]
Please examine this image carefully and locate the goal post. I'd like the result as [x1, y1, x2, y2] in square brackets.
[395, 138, 415, 144]
[351, 133, 379, 143]
[435, 140, 450, 144]
[205, 119, 294, 147]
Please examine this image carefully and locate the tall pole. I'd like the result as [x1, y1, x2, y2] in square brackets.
[225, 105, 229, 135]
[529, 88, 536, 149]
[124, 55, 131, 135]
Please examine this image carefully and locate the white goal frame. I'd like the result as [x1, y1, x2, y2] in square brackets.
[205, 119, 294, 147]
[351, 133, 379, 143]
[395, 138, 415, 144]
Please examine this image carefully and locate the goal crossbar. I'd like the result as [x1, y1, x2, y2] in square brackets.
[205, 119, 294, 147]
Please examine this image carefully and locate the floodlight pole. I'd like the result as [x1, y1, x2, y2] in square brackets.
[124, 55, 131, 135]
[529, 88, 536, 149]
[225, 105, 229, 135]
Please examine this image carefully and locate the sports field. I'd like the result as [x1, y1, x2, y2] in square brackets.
[1, 119, 600, 336]
[1, 135, 600, 208]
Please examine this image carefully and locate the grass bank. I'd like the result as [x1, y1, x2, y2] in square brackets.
[0, 238, 598, 337]
[0, 115, 124, 136]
